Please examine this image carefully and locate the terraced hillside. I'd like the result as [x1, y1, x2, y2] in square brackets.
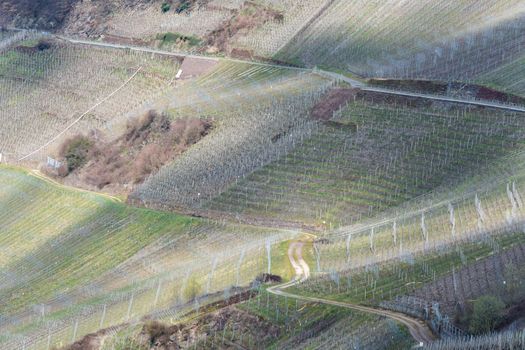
[3, 2, 525, 349]
[5, 1, 525, 96]
[200, 92, 525, 227]
[131, 62, 333, 214]
[0, 34, 181, 163]
[0, 165, 297, 349]
[276, 1, 525, 84]
[103, 289, 414, 349]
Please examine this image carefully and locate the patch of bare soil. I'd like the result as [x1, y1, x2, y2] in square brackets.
[255, 273, 282, 284]
[178, 57, 218, 79]
[45, 111, 212, 194]
[13, 39, 53, 53]
[63, 332, 104, 350]
[369, 79, 525, 106]
[206, 1, 283, 53]
[138, 306, 280, 349]
[62, 324, 127, 350]
[101, 33, 154, 47]
[311, 88, 357, 121]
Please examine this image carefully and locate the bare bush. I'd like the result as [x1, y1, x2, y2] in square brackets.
[55, 111, 212, 192]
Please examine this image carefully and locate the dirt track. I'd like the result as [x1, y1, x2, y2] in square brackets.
[268, 241, 436, 345]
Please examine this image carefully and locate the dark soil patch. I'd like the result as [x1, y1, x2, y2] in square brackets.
[311, 88, 357, 121]
[255, 273, 282, 284]
[14, 39, 54, 54]
[498, 298, 525, 331]
[369, 79, 447, 94]
[369, 79, 525, 106]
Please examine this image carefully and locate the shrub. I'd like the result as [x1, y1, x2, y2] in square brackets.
[182, 276, 202, 301]
[144, 321, 170, 340]
[59, 135, 93, 173]
[132, 144, 170, 184]
[36, 40, 51, 51]
[57, 112, 211, 190]
[176, 1, 191, 14]
[469, 295, 505, 334]
[156, 32, 201, 47]
[161, 3, 171, 13]
[183, 118, 211, 144]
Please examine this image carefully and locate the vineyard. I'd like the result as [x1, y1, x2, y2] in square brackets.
[0, 165, 298, 349]
[203, 92, 525, 227]
[131, 62, 333, 211]
[2, 2, 525, 349]
[0, 34, 181, 163]
[276, 0, 525, 82]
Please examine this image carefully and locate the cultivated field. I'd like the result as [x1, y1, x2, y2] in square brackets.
[276, 0, 525, 82]
[131, 62, 333, 211]
[0, 165, 298, 349]
[2, 2, 525, 348]
[0, 34, 180, 163]
[203, 93, 525, 227]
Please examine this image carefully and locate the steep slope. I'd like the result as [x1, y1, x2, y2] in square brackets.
[201, 91, 525, 227]
[0, 34, 181, 164]
[275, 0, 525, 82]
[0, 165, 296, 349]
[0, 0, 79, 29]
[130, 62, 333, 216]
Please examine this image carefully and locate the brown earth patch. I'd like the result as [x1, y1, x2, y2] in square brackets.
[138, 306, 280, 350]
[311, 88, 357, 121]
[13, 39, 54, 54]
[369, 79, 525, 106]
[101, 33, 154, 47]
[178, 57, 218, 80]
[62, 324, 127, 350]
[230, 47, 254, 60]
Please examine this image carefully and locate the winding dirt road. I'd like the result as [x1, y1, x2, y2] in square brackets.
[268, 241, 436, 345]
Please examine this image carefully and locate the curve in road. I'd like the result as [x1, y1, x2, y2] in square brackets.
[268, 241, 436, 345]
